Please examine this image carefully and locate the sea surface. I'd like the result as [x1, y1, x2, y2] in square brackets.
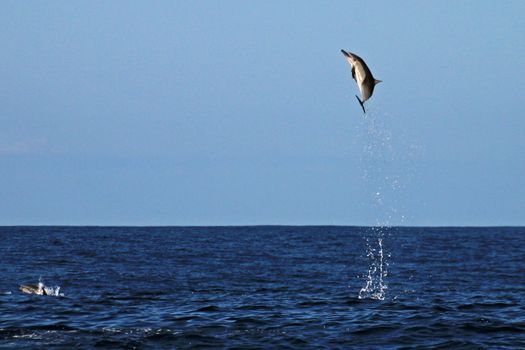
[1, 226, 524, 349]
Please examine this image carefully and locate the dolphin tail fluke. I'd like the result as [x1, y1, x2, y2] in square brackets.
[355, 95, 366, 114]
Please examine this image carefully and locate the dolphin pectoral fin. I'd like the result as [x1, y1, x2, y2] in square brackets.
[355, 95, 366, 114]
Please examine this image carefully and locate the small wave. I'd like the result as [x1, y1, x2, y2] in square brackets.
[29, 324, 77, 332]
[297, 300, 329, 307]
[352, 325, 399, 336]
[457, 302, 517, 310]
[233, 317, 267, 327]
[460, 320, 525, 333]
[432, 305, 452, 312]
[235, 304, 271, 311]
[95, 339, 142, 348]
[195, 305, 220, 312]
[144, 329, 180, 341]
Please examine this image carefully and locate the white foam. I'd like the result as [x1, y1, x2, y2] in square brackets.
[32, 277, 64, 297]
[358, 233, 388, 300]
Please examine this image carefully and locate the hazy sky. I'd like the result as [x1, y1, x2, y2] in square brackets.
[1, 1, 524, 226]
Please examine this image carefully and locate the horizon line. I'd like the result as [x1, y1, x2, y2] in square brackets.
[1, 224, 523, 229]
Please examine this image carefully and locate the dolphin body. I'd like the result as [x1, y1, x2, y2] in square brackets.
[341, 49, 381, 113]
[20, 284, 47, 295]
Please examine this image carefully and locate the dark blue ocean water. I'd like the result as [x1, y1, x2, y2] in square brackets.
[1, 226, 524, 349]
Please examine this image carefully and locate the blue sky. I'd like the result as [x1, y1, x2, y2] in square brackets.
[1, 1, 524, 226]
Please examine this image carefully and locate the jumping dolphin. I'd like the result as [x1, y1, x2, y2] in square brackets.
[341, 49, 381, 113]
[19, 284, 47, 295]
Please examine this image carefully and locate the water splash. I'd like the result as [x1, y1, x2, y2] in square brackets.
[359, 229, 388, 300]
[33, 277, 64, 297]
[43, 284, 63, 297]
[41, 277, 63, 297]
[355, 107, 418, 300]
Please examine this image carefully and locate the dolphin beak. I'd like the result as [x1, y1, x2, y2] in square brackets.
[341, 49, 350, 57]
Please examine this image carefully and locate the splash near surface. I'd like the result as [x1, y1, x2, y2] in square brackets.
[359, 229, 388, 300]
[42, 283, 63, 297]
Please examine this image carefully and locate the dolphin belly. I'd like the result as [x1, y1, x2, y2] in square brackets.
[361, 84, 374, 102]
